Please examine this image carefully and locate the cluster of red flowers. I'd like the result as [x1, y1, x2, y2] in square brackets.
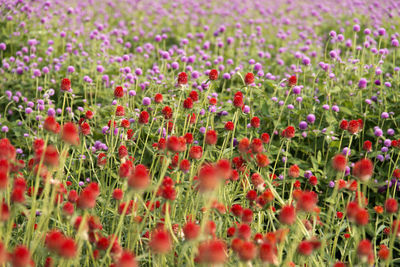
[340, 119, 363, 134]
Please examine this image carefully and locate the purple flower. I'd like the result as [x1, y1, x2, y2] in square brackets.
[67, 66, 75, 73]
[307, 114, 315, 124]
[374, 128, 383, 137]
[292, 86, 301, 94]
[299, 121, 308, 130]
[381, 112, 389, 119]
[222, 73, 231, 79]
[142, 97, 151, 106]
[342, 147, 351, 156]
[358, 78, 367, 89]
[304, 170, 313, 179]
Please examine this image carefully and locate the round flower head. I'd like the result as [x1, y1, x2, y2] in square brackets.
[244, 73, 254, 85]
[352, 159, 373, 181]
[178, 72, 188, 85]
[209, 69, 218, 80]
[61, 78, 71, 91]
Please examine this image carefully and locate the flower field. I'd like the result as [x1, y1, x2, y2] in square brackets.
[1, 0, 400, 266]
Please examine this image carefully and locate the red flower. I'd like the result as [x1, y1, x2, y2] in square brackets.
[177, 72, 188, 85]
[244, 73, 255, 85]
[209, 69, 218, 80]
[231, 204, 243, 217]
[118, 145, 128, 159]
[45, 230, 64, 253]
[77, 187, 97, 209]
[205, 130, 217, 145]
[61, 78, 71, 91]
[198, 164, 219, 192]
[183, 221, 200, 240]
[114, 86, 124, 98]
[154, 93, 163, 103]
[340, 120, 348, 130]
[392, 220, 400, 237]
[282, 126, 295, 138]
[183, 98, 193, 109]
[336, 211, 343, 219]
[167, 136, 180, 152]
[288, 75, 297, 87]
[68, 190, 78, 203]
[149, 229, 172, 254]
[251, 138, 263, 153]
[116, 250, 137, 267]
[357, 239, 372, 257]
[233, 95, 244, 108]
[246, 190, 257, 202]
[59, 238, 77, 259]
[237, 223, 252, 240]
[346, 201, 360, 221]
[11, 187, 25, 203]
[363, 140, 372, 151]
[128, 164, 150, 190]
[119, 161, 133, 178]
[12, 245, 33, 267]
[279, 205, 296, 225]
[63, 202, 74, 215]
[309, 176, 318, 186]
[80, 122, 91, 135]
[348, 120, 360, 134]
[62, 122, 79, 146]
[189, 91, 198, 102]
[297, 191, 318, 212]
[179, 159, 190, 172]
[189, 146, 203, 160]
[261, 133, 270, 143]
[121, 119, 130, 128]
[225, 121, 234, 131]
[44, 145, 59, 167]
[138, 111, 149, 124]
[332, 154, 347, 172]
[288, 164, 300, 178]
[238, 138, 250, 153]
[378, 244, 389, 260]
[393, 169, 400, 179]
[44, 116, 60, 134]
[113, 189, 124, 200]
[195, 240, 227, 264]
[256, 154, 269, 167]
[259, 241, 278, 264]
[250, 116, 260, 128]
[0, 172, 7, 191]
[0, 138, 16, 160]
[97, 153, 107, 166]
[161, 106, 173, 119]
[116, 106, 125, 116]
[237, 241, 256, 261]
[352, 158, 373, 181]
[297, 241, 314, 256]
[241, 208, 253, 224]
[85, 110, 94, 119]
[251, 173, 263, 187]
[355, 208, 369, 225]
[385, 198, 398, 213]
